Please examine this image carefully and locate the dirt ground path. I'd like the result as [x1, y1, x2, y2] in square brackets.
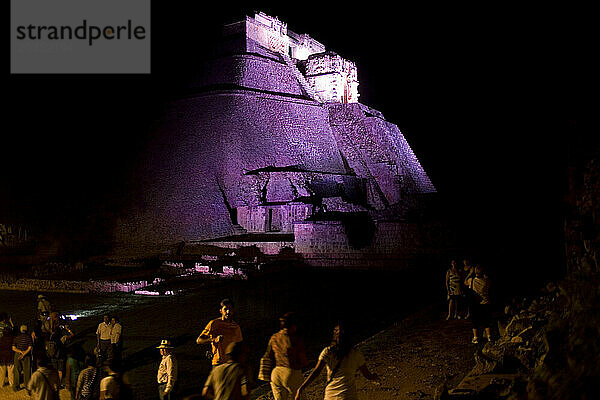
[254, 304, 475, 400]
[0, 385, 72, 399]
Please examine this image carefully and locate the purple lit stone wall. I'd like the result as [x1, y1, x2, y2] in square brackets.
[237, 203, 313, 233]
[116, 90, 348, 251]
[328, 103, 435, 201]
[294, 221, 421, 268]
[190, 54, 305, 96]
[114, 15, 435, 262]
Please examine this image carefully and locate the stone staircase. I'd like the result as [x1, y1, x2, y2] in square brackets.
[279, 53, 321, 102]
[232, 224, 248, 236]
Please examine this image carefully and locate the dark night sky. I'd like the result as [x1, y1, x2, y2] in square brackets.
[4, 2, 578, 270]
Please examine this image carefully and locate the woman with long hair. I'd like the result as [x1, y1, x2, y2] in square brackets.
[295, 323, 379, 400]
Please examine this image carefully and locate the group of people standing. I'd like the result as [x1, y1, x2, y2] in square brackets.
[445, 259, 493, 344]
[0, 294, 79, 399]
[0, 295, 130, 400]
[96, 314, 122, 367]
[4, 295, 381, 400]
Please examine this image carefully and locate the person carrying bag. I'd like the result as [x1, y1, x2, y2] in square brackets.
[262, 312, 308, 400]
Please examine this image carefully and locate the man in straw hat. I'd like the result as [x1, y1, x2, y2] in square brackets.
[157, 339, 177, 400]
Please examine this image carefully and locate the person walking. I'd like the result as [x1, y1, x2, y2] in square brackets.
[12, 324, 33, 391]
[156, 339, 177, 400]
[202, 341, 250, 400]
[264, 312, 308, 400]
[295, 323, 380, 400]
[27, 356, 60, 400]
[445, 260, 464, 320]
[196, 299, 243, 366]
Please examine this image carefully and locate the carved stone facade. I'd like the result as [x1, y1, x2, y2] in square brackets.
[304, 52, 359, 103]
[116, 12, 435, 267]
[227, 12, 357, 103]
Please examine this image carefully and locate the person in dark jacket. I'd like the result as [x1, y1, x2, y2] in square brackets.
[0, 313, 15, 389]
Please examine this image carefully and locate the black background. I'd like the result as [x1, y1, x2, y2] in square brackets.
[4, 2, 579, 276]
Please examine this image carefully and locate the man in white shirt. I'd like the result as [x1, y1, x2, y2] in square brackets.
[27, 356, 59, 400]
[156, 339, 177, 400]
[110, 316, 122, 365]
[96, 315, 112, 363]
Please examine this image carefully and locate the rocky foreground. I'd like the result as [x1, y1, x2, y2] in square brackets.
[254, 271, 599, 400]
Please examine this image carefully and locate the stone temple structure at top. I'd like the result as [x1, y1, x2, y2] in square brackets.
[117, 12, 436, 267]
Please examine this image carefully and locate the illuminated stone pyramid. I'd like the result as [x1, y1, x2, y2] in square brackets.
[117, 12, 435, 267]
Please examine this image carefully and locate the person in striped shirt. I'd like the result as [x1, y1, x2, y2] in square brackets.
[75, 354, 100, 400]
[12, 324, 33, 391]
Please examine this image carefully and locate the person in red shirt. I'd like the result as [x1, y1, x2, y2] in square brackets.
[264, 312, 309, 400]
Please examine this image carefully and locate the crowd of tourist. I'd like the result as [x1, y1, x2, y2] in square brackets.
[0, 261, 497, 400]
[1, 296, 71, 399]
[0, 295, 126, 400]
[1, 295, 382, 400]
[445, 259, 493, 344]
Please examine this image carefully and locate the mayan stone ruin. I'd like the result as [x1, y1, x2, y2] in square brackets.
[116, 12, 436, 267]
